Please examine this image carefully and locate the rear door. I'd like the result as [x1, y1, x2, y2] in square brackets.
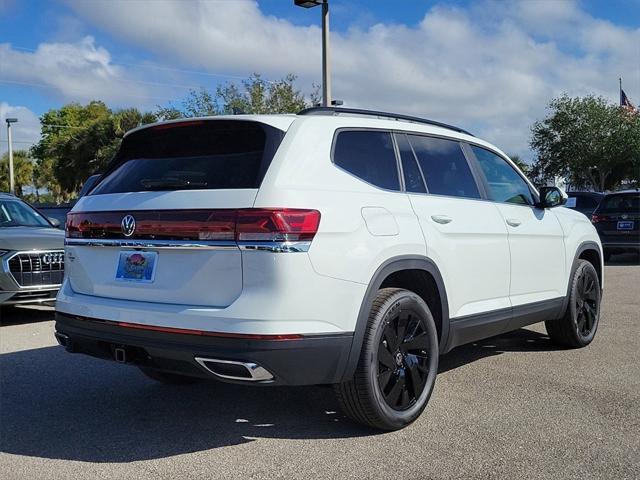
[399, 133, 511, 321]
[66, 119, 286, 307]
[467, 145, 566, 307]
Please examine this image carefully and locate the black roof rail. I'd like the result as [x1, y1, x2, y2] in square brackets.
[297, 106, 473, 136]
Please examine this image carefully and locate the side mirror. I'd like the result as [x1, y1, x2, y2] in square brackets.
[537, 186, 567, 209]
[48, 217, 61, 228]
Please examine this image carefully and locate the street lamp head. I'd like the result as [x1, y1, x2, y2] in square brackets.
[5, 118, 18, 124]
[294, 0, 324, 8]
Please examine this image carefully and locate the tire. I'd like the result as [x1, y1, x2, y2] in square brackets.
[545, 259, 601, 348]
[138, 367, 202, 385]
[334, 288, 439, 431]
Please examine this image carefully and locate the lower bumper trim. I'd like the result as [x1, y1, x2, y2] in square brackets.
[54, 312, 353, 386]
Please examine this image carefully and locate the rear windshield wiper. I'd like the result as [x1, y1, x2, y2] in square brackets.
[140, 178, 208, 190]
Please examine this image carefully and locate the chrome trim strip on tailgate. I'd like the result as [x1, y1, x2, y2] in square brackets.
[65, 238, 237, 250]
[65, 238, 311, 252]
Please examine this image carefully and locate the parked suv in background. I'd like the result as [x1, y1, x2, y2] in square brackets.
[566, 191, 604, 217]
[591, 190, 640, 260]
[0, 193, 65, 305]
[55, 108, 603, 430]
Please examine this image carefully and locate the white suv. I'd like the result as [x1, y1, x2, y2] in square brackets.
[55, 107, 603, 430]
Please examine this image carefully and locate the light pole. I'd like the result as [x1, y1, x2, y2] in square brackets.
[5, 118, 18, 195]
[294, 0, 332, 107]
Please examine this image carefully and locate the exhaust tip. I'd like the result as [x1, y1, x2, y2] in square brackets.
[195, 357, 273, 382]
[54, 332, 74, 352]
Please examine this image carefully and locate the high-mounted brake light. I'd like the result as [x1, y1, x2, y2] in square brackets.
[151, 120, 205, 131]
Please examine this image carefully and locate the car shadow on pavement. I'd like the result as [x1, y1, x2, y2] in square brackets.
[0, 305, 55, 326]
[439, 328, 558, 374]
[605, 252, 640, 266]
[0, 325, 566, 463]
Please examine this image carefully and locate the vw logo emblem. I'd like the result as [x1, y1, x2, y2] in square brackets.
[121, 215, 136, 237]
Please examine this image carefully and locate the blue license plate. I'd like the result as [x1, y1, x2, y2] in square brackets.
[617, 221, 634, 230]
[115, 251, 157, 283]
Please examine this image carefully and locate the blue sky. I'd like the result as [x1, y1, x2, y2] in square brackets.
[1, 0, 639, 158]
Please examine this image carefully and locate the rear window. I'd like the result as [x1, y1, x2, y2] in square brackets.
[333, 130, 400, 191]
[598, 193, 640, 213]
[91, 120, 284, 195]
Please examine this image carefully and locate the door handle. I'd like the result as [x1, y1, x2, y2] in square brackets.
[506, 218, 522, 227]
[431, 215, 453, 225]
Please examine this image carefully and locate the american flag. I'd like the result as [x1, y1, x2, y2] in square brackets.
[620, 88, 637, 111]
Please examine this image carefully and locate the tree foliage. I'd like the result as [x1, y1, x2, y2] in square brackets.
[156, 74, 319, 119]
[530, 95, 640, 191]
[31, 102, 156, 198]
[0, 150, 34, 196]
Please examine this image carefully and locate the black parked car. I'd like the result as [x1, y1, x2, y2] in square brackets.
[591, 190, 640, 260]
[566, 191, 604, 217]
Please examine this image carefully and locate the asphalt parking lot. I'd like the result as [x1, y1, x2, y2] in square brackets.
[1, 255, 639, 480]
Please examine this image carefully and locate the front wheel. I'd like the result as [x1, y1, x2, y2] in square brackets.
[334, 288, 439, 430]
[545, 259, 601, 348]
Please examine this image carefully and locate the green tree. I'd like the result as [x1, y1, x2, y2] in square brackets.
[0, 150, 34, 196]
[530, 95, 640, 191]
[31, 102, 156, 197]
[156, 73, 318, 119]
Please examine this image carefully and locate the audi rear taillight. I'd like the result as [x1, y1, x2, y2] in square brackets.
[591, 214, 607, 223]
[236, 209, 321, 242]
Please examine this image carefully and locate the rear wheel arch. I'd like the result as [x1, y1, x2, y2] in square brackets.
[341, 256, 449, 382]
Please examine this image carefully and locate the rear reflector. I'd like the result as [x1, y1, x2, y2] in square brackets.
[66, 208, 321, 243]
[115, 321, 304, 340]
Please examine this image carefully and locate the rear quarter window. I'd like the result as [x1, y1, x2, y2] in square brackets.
[332, 130, 400, 191]
[91, 120, 284, 195]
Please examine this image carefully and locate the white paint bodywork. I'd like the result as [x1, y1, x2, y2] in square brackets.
[57, 113, 602, 335]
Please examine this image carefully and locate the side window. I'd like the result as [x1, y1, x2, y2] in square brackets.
[407, 135, 480, 199]
[471, 146, 534, 206]
[395, 133, 426, 193]
[333, 130, 400, 191]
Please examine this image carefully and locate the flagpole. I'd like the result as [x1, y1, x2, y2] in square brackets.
[619, 77, 622, 106]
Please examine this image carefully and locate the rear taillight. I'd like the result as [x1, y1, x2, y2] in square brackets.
[66, 208, 321, 243]
[591, 214, 607, 223]
[236, 209, 321, 242]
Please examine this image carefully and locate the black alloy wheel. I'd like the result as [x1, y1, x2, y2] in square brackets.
[334, 288, 439, 430]
[545, 259, 601, 348]
[575, 268, 599, 338]
[377, 310, 431, 410]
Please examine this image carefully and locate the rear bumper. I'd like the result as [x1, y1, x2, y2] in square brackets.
[54, 312, 353, 386]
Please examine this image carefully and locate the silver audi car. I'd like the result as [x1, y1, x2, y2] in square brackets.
[0, 193, 65, 305]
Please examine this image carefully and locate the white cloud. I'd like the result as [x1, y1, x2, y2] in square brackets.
[27, 1, 640, 157]
[0, 103, 41, 156]
[0, 37, 176, 108]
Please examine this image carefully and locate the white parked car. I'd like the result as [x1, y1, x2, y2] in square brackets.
[55, 108, 603, 430]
